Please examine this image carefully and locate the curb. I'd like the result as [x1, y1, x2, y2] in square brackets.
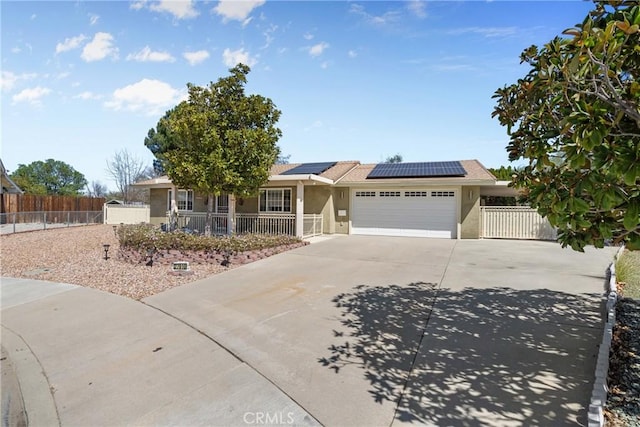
[588, 245, 625, 427]
[0, 326, 60, 427]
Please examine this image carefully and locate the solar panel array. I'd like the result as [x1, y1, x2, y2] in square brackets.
[281, 162, 337, 175]
[367, 161, 467, 179]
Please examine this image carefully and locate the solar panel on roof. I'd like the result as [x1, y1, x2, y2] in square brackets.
[367, 161, 467, 179]
[281, 162, 337, 175]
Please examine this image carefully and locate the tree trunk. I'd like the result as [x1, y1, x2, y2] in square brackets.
[205, 194, 214, 236]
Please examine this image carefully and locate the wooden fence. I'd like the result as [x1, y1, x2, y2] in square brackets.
[0, 194, 105, 214]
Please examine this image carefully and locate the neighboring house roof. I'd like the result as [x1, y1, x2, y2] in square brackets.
[0, 158, 23, 194]
[337, 159, 496, 185]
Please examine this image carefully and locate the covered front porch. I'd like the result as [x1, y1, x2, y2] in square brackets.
[136, 175, 330, 238]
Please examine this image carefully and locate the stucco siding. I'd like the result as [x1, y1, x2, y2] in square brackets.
[460, 185, 480, 238]
[150, 189, 167, 225]
[237, 196, 258, 214]
[332, 187, 350, 234]
[304, 186, 332, 233]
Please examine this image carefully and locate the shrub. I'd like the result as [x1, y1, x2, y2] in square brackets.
[116, 223, 303, 253]
[616, 250, 640, 300]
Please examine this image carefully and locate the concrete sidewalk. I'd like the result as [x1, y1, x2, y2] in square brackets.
[0, 277, 319, 427]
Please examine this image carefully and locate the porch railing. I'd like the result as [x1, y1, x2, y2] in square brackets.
[303, 214, 323, 238]
[166, 212, 297, 236]
[172, 212, 228, 235]
[236, 213, 296, 235]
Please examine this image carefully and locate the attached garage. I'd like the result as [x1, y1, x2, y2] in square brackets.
[350, 189, 458, 238]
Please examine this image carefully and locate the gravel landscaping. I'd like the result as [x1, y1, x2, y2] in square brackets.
[0, 225, 231, 300]
[606, 249, 640, 427]
[606, 298, 640, 427]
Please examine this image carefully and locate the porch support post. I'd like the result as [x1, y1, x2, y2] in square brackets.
[296, 181, 304, 238]
[227, 194, 236, 235]
[170, 185, 178, 230]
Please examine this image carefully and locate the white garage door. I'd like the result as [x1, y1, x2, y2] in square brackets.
[351, 189, 457, 238]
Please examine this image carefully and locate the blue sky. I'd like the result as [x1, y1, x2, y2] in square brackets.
[2, 0, 595, 191]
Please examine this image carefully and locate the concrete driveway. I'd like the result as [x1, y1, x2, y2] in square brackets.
[145, 236, 615, 426]
[1, 236, 616, 426]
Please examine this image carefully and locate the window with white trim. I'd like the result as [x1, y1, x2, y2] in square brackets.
[216, 195, 229, 213]
[168, 189, 194, 211]
[431, 191, 455, 197]
[355, 191, 376, 197]
[259, 188, 291, 212]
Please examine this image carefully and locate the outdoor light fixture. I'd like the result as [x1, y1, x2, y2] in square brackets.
[146, 248, 156, 267]
[103, 244, 111, 260]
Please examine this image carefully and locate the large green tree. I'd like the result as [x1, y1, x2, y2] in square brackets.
[10, 159, 87, 196]
[145, 64, 282, 235]
[493, 1, 640, 251]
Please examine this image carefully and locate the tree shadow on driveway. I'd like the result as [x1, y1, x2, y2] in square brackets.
[319, 282, 603, 426]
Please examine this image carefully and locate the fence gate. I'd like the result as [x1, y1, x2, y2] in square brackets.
[480, 206, 557, 240]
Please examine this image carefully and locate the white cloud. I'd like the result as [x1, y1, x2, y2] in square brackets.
[75, 91, 102, 100]
[81, 32, 118, 62]
[1, 71, 18, 92]
[11, 47, 21, 53]
[55, 34, 87, 54]
[304, 120, 323, 132]
[321, 61, 329, 69]
[214, 0, 265, 24]
[262, 24, 278, 49]
[56, 72, 71, 80]
[183, 49, 210, 66]
[104, 79, 184, 115]
[89, 13, 100, 25]
[127, 46, 175, 62]
[130, 0, 146, 10]
[349, 4, 400, 26]
[1, 71, 37, 92]
[12, 86, 51, 106]
[348, 50, 357, 58]
[448, 26, 518, 38]
[308, 42, 329, 57]
[222, 48, 257, 67]
[150, 0, 198, 19]
[406, 0, 427, 18]
[303, 33, 314, 40]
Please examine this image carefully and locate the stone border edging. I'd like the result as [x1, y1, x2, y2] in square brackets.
[588, 245, 625, 427]
[118, 241, 309, 267]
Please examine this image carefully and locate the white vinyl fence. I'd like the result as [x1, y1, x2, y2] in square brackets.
[103, 204, 150, 225]
[480, 206, 557, 241]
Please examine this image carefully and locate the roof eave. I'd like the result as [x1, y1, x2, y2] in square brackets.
[269, 174, 334, 185]
[343, 178, 497, 186]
